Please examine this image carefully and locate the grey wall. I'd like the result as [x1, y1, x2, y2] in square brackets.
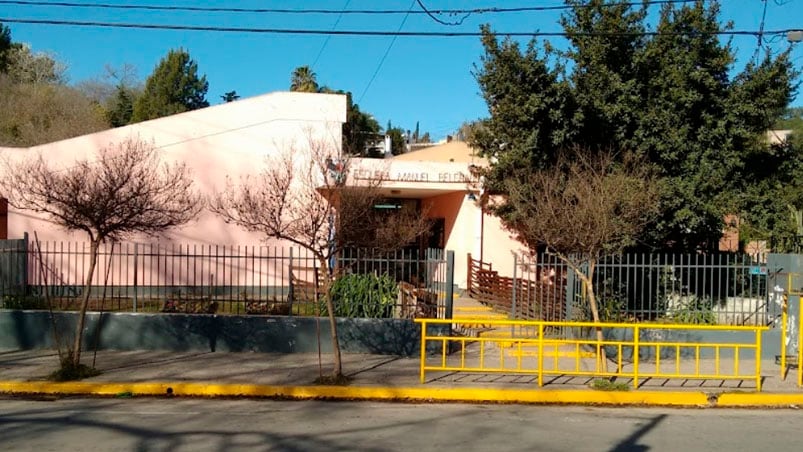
[599, 327, 782, 361]
[0, 311, 448, 356]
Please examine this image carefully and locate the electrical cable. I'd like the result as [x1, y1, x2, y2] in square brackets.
[752, 0, 770, 62]
[311, 0, 351, 69]
[0, 0, 703, 15]
[415, 0, 471, 26]
[0, 17, 794, 38]
[357, 1, 415, 104]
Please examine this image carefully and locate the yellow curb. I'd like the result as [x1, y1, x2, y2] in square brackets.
[0, 380, 709, 406]
[717, 393, 803, 407]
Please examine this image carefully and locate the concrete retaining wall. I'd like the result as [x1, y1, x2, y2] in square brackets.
[600, 327, 782, 361]
[0, 310, 446, 356]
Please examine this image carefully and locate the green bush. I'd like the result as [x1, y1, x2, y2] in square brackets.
[667, 296, 716, 325]
[325, 273, 398, 318]
[1, 295, 46, 310]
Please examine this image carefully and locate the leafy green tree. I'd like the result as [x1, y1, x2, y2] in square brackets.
[221, 90, 240, 103]
[343, 94, 380, 156]
[560, 0, 646, 149]
[0, 22, 11, 73]
[317, 84, 380, 156]
[474, 1, 797, 251]
[77, 63, 142, 128]
[106, 84, 136, 127]
[132, 49, 209, 122]
[776, 107, 803, 131]
[290, 65, 319, 93]
[472, 24, 576, 195]
[386, 127, 406, 155]
[455, 120, 485, 142]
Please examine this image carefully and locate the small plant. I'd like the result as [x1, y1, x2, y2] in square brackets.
[326, 273, 398, 318]
[667, 296, 716, 325]
[49, 351, 101, 381]
[2, 294, 47, 310]
[590, 378, 630, 391]
[598, 296, 628, 323]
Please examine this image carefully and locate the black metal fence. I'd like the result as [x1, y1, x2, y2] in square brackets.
[509, 252, 772, 326]
[0, 238, 453, 319]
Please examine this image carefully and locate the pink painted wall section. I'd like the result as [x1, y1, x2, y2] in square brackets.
[0, 90, 536, 291]
[0, 92, 346, 289]
[0, 91, 347, 247]
[28, 241, 318, 290]
[478, 209, 530, 279]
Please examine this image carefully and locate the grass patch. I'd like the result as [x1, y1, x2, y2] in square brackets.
[115, 391, 134, 398]
[590, 378, 630, 392]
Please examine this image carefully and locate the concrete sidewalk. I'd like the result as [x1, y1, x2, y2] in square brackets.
[2, 349, 803, 406]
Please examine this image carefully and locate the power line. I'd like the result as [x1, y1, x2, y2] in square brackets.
[357, 1, 415, 104]
[0, 0, 702, 15]
[752, 0, 770, 62]
[311, 0, 351, 69]
[1, 17, 796, 38]
[415, 0, 471, 26]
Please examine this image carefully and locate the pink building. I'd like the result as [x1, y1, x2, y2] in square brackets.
[0, 91, 528, 290]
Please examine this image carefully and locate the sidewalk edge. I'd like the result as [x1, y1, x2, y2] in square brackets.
[0, 380, 715, 406]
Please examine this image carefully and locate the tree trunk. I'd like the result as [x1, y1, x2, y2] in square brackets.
[582, 259, 609, 373]
[72, 239, 99, 367]
[319, 257, 342, 378]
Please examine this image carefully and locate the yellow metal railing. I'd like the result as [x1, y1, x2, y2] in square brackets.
[415, 318, 768, 391]
[781, 273, 803, 387]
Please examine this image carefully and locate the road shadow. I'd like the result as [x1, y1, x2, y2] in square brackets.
[609, 414, 667, 452]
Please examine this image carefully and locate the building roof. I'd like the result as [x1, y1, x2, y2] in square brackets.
[0, 91, 347, 153]
[392, 140, 488, 165]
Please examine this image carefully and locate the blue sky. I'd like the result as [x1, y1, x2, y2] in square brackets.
[2, 0, 802, 140]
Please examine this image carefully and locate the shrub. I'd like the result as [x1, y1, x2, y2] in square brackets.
[667, 296, 716, 325]
[326, 273, 398, 318]
[1, 294, 46, 310]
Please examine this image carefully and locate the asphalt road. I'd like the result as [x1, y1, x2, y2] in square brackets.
[0, 397, 800, 451]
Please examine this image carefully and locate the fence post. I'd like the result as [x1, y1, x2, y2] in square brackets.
[288, 247, 294, 316]
[21, 232, 29, 295]
[565, 260, 575, 321]
[756, 328, 762, 391]
[419, 319, 427, 383]
[633, 325, 640, 389]
[537, 322, 544, 387]
[132, 243, 138, 313]
[466, 253, 473, 295]
[511, 254, 518, 319]
[445, 251, 454, 320]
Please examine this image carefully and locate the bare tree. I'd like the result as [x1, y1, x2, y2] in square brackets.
[212, 135, 430, 380]
[498, 148, 660, 367]
[0, 137, 201, 376]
